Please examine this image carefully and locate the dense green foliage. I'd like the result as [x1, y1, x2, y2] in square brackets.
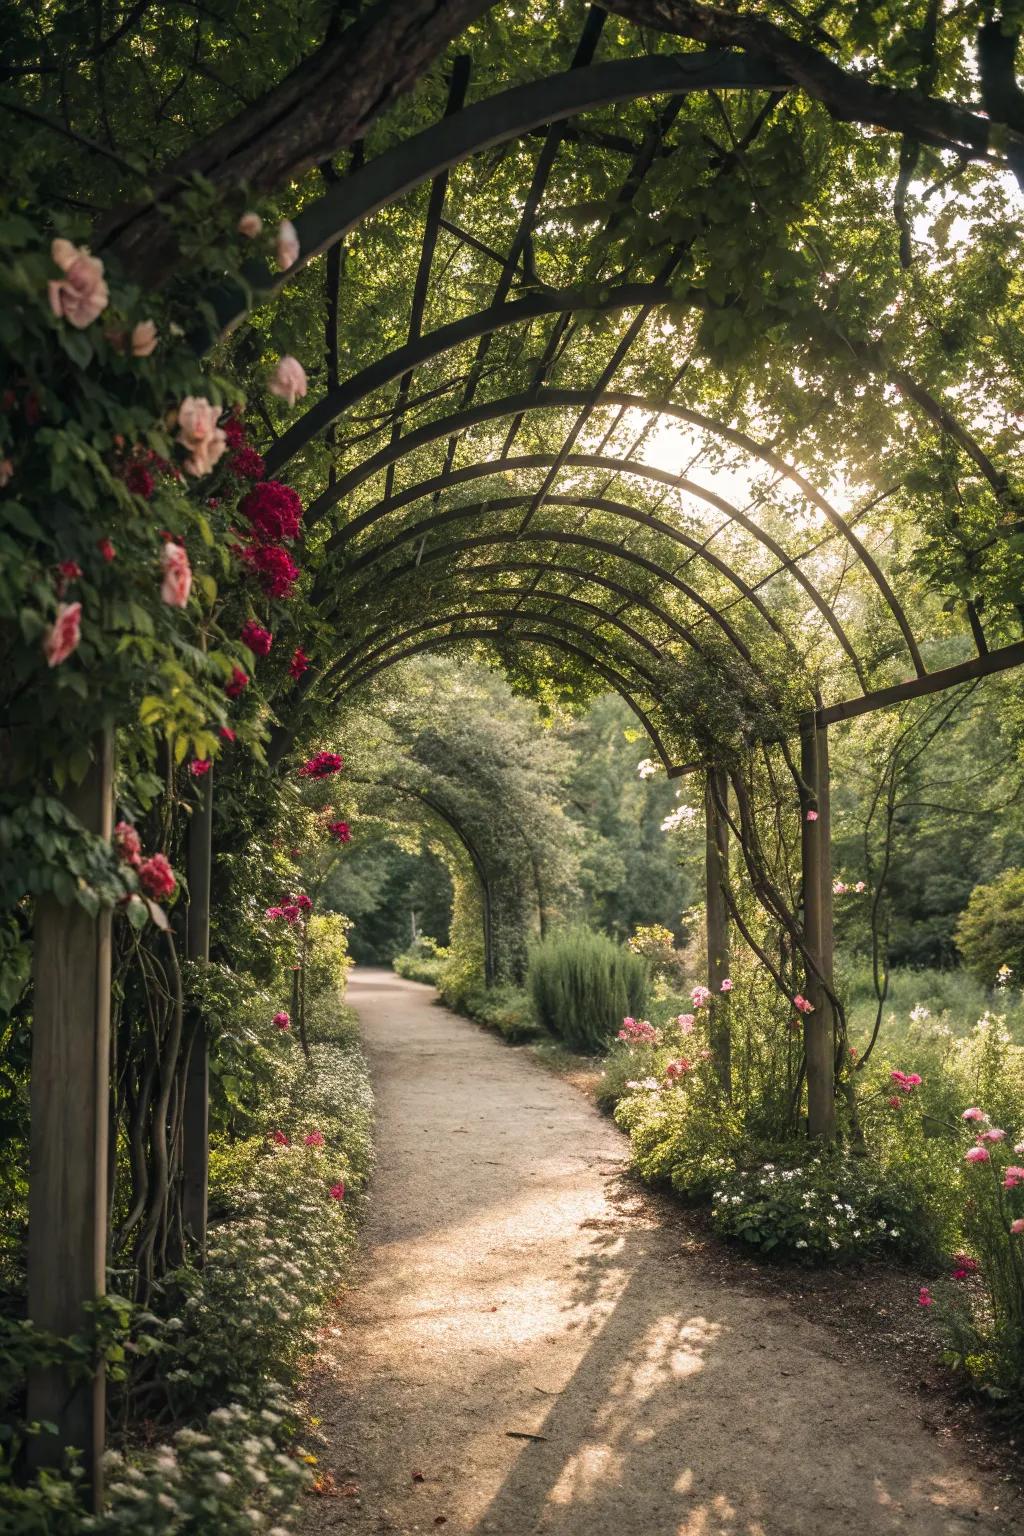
[956, 869, 1024, 988]
[528, 926, 649, 1053]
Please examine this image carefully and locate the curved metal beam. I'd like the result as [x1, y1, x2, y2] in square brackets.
[328, 601, 666, 696]
[306, 391, 908, 679]
[263, 284, 676, 475]
[208, 52, 788, 335]
[327, 479, 851, 673]
[334, 625, 681, 774]
[343, 519, 755, 661]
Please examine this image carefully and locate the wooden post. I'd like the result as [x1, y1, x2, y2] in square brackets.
[800, 716, 836, 1141]
[182, 765, 212, 1250]
[27, 731, 113, 1501]
[705, 766, 731, 1096]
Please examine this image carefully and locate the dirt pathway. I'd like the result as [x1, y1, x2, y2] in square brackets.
[300, 969, 1013, 1536]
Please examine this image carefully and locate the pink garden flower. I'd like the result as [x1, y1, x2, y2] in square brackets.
[691, 985, 711, 1007]
[225, 666, 249, 699]
[138, 853, 176, 900]
[43, 601, 82, 666]
[271, 1130, 289, 1146]
[160, 541, 192, 608]
[273, 1011, 291, 1031]
[793, 994, 814, 1014]
[1002, 1166, 1024, 1190]
[617, 1017, 658, 1044]
[304, 1130, 325, 1148]
[268, 355, 308, 408]
[48, 239, 108, 327]
[979, 1128, 1006, 1143]
[176, 396, 227, 477]
[276, 219, 300, 269]
[676, 1014, 696, 1034]
[665, 1057, 691, 1080]
[189, 758, 211, 778]
[805, 809, 818, 822]
[890, 1070, 922, 1095]
[918, 1286, 934, 1307]
[289, 646, 310, 680]
[97, 537, 116, 562]
[329, 1182, 345, 1201]
[241, 619, 273, 657]
[1011, 1219, 1024, 1235]
[961, 1107, 988, 1123]
[297, 750, 344, 779]
[328, 820, 351, 844]
[238, 211, 263, 238]
[295, 893, 312, 912]
[964, 1146, 990, 1164]
[113, 821, 142, 867]
[719, 978, 733, 993]
[131, 320, 158, 357]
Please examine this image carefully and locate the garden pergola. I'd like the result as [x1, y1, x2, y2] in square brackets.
[26, 14, 1024, 1500]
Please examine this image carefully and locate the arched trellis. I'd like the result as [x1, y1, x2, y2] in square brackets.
[28, 23, 1024, 1496]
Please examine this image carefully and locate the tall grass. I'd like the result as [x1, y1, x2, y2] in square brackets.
[528, 926, 649, 1053]
[839, 962, 1024, 1046]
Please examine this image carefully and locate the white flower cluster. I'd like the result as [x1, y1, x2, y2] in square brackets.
[711, 1157, 906, 1261]
[660, 803, 699, 833]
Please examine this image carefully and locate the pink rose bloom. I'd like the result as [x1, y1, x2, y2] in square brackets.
[665, 1058, 691, 1079]
[238, 211, 263, 238]
[131, 319, 158, 357]
[329, 1182, 345, 1201]
[273, 1010, 291, 1031]
[176, 396, 227, 477]
[1011, 1219, 1024, 1235]
[113, 821, 142, 867]
[793, 993, 814, 1014]
[961, 1107, 988, 1123]
[43, 601, 82, 666]
[854, 881, 866, 893]
[917, 1286, 934, 1307]
[276, 218, 300, 270]
[304, 1130, 325, 1148]
[1002, 1166, 1024, 1190]
[272, 1130, 289, 1146]
[964, 1146, 990, 1164]
[188, 758, 211, 778]
[268, 355, 307, 408]
[691, 985, 711, 1007]
[138, 853, 176, 900]
[979, 1128, 1006, 1143]
[805, 809, 818, 822]
[161, 541, 192, 608]
[676, 1014, 696, 1034]
[48, 239, 109, 328]
[719, 978, 733, 993]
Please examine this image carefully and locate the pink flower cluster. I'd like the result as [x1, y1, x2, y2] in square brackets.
[113, 821, 177, 900]
[691, 985, 711, 1007]
[298, 751, 344, 779]
[665, 1057, 691, 1080]
[890, 1069, 921, 1095]
[266, 892, 312, 925]
[793, 994, 814, 1014]
[676, 1013, 696, 1034]
[273, 1011, 291, 1031]
[328, 820, 351, 844]
[617, 1017, 658, 1044]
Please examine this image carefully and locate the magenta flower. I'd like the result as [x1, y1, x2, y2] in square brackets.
[979, 1128, 1006, 1143]
[189, 758, 211, 778]
[805, 809, 818, 822]
[241, 619, 273, 657]
[1011, 1219, 1024, 1235]
[691, 984, 712, 1007]
[719, 978, 733, 993]
[138, 853, 176, 900]
[297, 750, 344, 779]
[964, 1146, 990, 1164]
[664, 1058, 691, 1080]
[917, 1287, 934, 1307]
[329, 1182, 345, 1201]
[793, 994, 814, 1014]
[43, 601, 82, 667]
[1002, 1166, 1024, 1190]
[304, 1130, 325, 1148]
[961, 1107, 988, 1123]
[113, 821, 142, 867]
[273, 1011, 291, 1031]
[271, 1130, 289, 1146]
[676, 1013, 696, 1034]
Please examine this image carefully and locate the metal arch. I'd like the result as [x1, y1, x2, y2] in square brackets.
[333, 624, 682, 774]
[335, 566, 699, 662]
[327, 478, 853, 675]
[307, 392, 904, 681]
[263, 284, 678, 475]
[207, 53, 788, 335]
[343, 518, 756, 662]
[326, 597, 667, 693]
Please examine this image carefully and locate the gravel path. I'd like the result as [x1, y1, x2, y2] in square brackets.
[299, 968, 1013, 1536]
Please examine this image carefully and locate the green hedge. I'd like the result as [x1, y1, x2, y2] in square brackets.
[528, 927, 649, 1054]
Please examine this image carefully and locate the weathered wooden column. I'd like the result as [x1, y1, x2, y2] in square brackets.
[27, 731, 114, 1501]
[799, 715, 836, 1141]
[704, 765, 731, 1096]
[182, 764, 212, 1250]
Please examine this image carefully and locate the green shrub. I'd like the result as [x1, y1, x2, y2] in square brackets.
[393, 935, 447, 987]
[710, 1153, 926, 1263]
[455, 984, 541, 1043]
[955, 868, 1024, 988]
[528, 927, 649, 1053]
[615, 1076, 747, 1200]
